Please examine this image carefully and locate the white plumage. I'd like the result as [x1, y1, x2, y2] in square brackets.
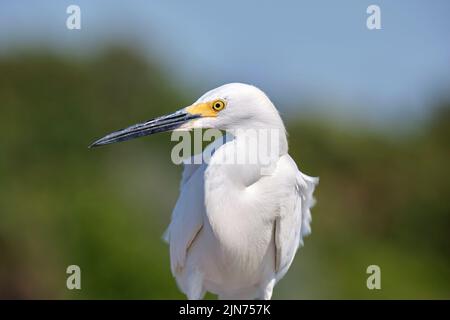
[91, 83, 318, 300]
[163, 84, 318, 299]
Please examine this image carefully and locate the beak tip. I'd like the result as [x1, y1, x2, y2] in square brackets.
[88, 140, 102, 149]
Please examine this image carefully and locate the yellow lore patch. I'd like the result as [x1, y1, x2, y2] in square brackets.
[186, 99, 226, 117]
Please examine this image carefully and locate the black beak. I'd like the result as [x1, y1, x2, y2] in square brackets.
[89, 109, 200, 148]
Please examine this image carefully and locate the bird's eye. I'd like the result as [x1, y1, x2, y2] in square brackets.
[212, 99, 226, 112]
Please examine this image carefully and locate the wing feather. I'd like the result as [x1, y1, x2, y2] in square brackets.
[163, 162, 206, 275]
[274, 156, 318, 278]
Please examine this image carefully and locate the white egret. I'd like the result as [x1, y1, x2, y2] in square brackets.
[90, 83, 318, 299]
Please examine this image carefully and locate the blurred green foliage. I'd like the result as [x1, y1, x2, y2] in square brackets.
[0, 48, 449, 299]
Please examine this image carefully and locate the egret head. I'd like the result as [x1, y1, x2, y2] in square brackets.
[89, 83, 286, 148]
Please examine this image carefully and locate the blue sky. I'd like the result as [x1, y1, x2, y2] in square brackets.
[1, 0, 449, 125]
